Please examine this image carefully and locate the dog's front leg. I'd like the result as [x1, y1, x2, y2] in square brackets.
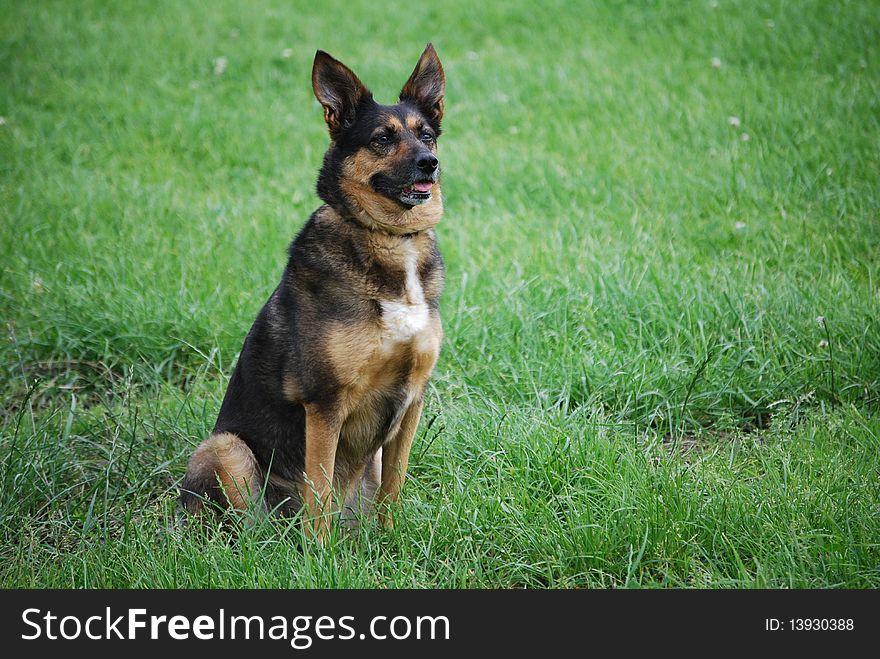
[378, 398, 423, 530]
[303, 404, 342, 542]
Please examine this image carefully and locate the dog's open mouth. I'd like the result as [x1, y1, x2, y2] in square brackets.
[399, 181, 433, 205]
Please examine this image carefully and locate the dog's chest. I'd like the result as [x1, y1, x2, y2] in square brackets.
[378, 243, 431, 351]
[337, 243, 439, 458]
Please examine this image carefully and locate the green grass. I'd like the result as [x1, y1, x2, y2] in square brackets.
[1, 0, 879, 588]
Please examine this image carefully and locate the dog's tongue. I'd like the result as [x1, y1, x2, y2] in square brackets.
[412, 181, 433, 193]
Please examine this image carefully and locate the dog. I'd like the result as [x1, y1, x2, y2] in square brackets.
[179, 44, 446, 541]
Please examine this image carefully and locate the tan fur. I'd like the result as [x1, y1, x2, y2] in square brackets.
[342, 148, 385, 184]
[386, 115, 404, 132]
[324, 315, 434, 487]
[339, 151, 443, 234]
[185, 432, 261, 510]
[412, 311, 442, 380]
[377, 399, 424, 529]
[302, 405, 342, 539]
[281, 373, 301, 402]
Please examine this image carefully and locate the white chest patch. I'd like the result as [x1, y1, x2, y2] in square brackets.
[380, 242, 429, 344]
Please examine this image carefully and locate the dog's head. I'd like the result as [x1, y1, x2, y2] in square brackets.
[312, 44, 445, 234]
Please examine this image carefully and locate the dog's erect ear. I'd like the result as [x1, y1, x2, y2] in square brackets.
[312, 50, 372, 135]
[399, 43, 445, 126]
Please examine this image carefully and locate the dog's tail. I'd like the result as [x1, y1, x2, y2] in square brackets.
[179, 432, 262, 515]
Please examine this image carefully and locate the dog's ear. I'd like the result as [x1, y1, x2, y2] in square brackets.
[312, 50, 372, 135]
[399, 43, 445, 126]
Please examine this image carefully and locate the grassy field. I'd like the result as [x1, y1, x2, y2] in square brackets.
[1, 0, 878, 588]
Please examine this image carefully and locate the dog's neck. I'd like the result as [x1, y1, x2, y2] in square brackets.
[332, 182, 443, 236]
[318, 204, 436, 258]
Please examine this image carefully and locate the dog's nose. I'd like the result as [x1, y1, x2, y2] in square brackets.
[416, 154, 439, 173]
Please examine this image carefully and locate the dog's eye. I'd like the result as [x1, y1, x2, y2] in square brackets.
[420, 131, 435, 144]
[373, 134, 390, 145]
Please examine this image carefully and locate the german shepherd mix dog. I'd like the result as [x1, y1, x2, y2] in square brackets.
[180, 44, 446, 541]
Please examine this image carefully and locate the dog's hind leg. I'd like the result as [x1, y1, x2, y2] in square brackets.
[180, 432, 262, 515]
